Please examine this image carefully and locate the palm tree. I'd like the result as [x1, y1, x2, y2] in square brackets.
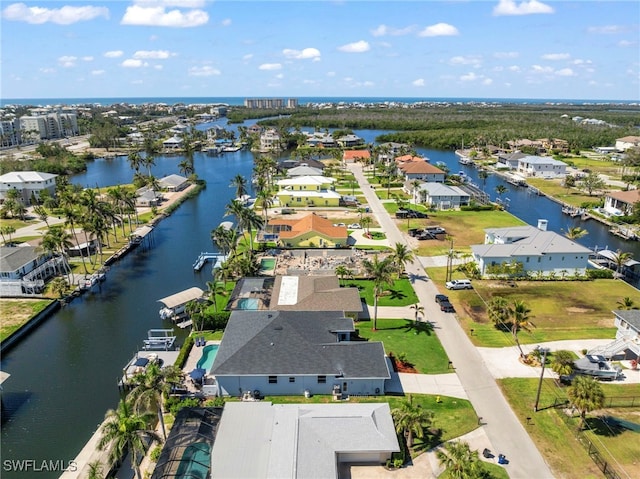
[487, 296, 511, 330]
[410, 179, 421, 204]
[0, 225, 16, 245]
[98, 400, 161, 479]
[238, 207, 264, 251]
[127, 150, 143, 175]
[391, 242, 414, 277]
[362, 254, 395, 330]
[128, 362, 183, 440]
[257, 189, 274, 224]
[360, 216, 373, 235]
[335, 265, 353, 286]
[567, 375, 605, 429]
[230, 173, 248, 199]
[617, 297, 638, 310]
[550, 350, 575, 380]
[495, 184, 508, 202]
[224, 199, 247, 234]
[206, 279, 227, 313]
[612, 249, 633, 278]
[33, 204, 50, 226]
[410, 303, 424, 322]
[478, 170, 488, 192]
[391, 399, 434, 449]
[178, 158, 194, 177]
[436, 441, 482, 479]
[564, 227, 588, 240]
[510, 300, 535, 358]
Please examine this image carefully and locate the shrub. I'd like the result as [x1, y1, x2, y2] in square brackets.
[201, 311, 231, 331]
[175, 336, 195, 369]
[165, 397, 201, 415]
[150, 445, 162, 462]
[586, 269, 613, 279]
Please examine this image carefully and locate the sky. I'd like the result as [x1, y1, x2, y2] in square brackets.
[1, 0, 639, 101]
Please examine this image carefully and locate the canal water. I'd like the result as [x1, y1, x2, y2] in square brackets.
[2, 123, 639, 478]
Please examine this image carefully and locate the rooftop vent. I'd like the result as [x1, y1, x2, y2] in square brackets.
[537, 219, 548, 231]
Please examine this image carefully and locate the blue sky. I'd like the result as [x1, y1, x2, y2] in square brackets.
[2, 0, 639, 101]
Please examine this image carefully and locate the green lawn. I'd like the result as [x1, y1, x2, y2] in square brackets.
[356, 318, 451, 374]
[0, 299, 53, 341]
[499, 378, 640, 479]
[440, 461, 509, 479]
[345, 278, 419, 306]
[527, 178, 600, 208]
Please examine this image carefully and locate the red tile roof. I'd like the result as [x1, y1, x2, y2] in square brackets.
[343, 150, 371, 160]
[269, 213, 348, 240]
[399, 162, 445, 174]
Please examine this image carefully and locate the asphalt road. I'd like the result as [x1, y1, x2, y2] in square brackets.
[349, 162, 554, 479]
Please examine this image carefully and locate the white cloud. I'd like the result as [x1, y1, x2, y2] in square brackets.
[482, 78, 494, 85]
[2, 2, 109, 24]
[242, 54, 253, 61]
[154, 64, 163, 70]
[338, 40, 370, 53]
[363, 81, 374, 87]
[121, 5, 208, 27]
[587, 25, 627, 34]
[412, 78, 426, 87]
[326, 71, 336, 77]
[370, 24, 414, 37]
[221, 18, 231, 27]
[82, 56, 94, 62]
[133, 1, 206, 8]
[494, 51, 519, 59]
[572, 59, 592, 66]
[275, 73, 284, 79]
[449, 55, 482, 66]
[131, 79, 143, 84]
[104, 50, 124, 58]
[282, 48, 321, 60]
[460, 72, 479, 82]
[91, 69, 105, 75]
[555, 68, 575, 77]
[188, 65, 220, 76]
[122, 59, 145, 68]
[58, 55, 77, 67]
[39, 67, 55, 74]
[531, 64, 553, 73]
[418, 23, 459, 37]
[618, 40, 635, 47]
[133, 50, 172, 59]
[493, 0, 554, 16]
[508, 65, 521, 72]
[541, 53, 570, 61]
[258, 63, 282, 71]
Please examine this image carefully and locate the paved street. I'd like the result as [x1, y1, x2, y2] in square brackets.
[349, 162, 554, 478]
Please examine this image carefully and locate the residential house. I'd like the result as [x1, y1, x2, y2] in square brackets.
[66, 231, 99, 258]
[517, 155, 567, 178]
[210, 310, 390, 397]
[278, 158, 326, 172]
[396, 159, 445, 182]
[343, 149, 371, 164]
[604, 190, 640, 216]
[265, 214, 348, 248]
[287, 165, 323, 177]
[206, 125, 226, 140]
[136, 186, 163, 207]
[303, 131, 337, 148]
[336, 134, 364, 148]
[471, 220, 591, 277]
[162, 136, 183, 150]
[416, 182, 470, 210]
[276, 176, 341, 207]
[0, 245, 63, 296]
[507, 139, 544, 154]
[496, 151, 527, 170]
[0, 171, 57, 204]
[210, 402, 399, 479]
[270, 274, 362, 317]
[259, 129, 282, 151]
[158, 174, 189, 192]
[588, 310, 640, 360]
[377, 142, 409, 161]
[615, 136, 640, 152]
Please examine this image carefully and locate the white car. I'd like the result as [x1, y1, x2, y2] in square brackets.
[348, 223, 361, 229]
[445, 279, 473, 290]
[333, 222, 346, 227]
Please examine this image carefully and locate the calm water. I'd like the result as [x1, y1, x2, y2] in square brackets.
[2, 122, 639, 478]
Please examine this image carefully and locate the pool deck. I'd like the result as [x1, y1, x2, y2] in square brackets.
[182, 339, 221, 393]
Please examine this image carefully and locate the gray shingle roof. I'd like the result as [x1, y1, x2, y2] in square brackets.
[613, 310, 640, 332]
[0, 246, 41, 272]
[270, 275, 363, 313]
[211, 310, 389, 379]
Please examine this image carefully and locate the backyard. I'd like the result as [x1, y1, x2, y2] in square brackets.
[345, 278, 419, 307]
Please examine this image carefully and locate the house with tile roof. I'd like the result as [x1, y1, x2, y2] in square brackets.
[210, 402, 400, 479]
[342, 149, 371, 164]
[604, 189, 640, 216]
[396, 160, 445, 182]
[471, 221, 592, 277]
[265, 213, 348, 248]
[209, 310, 390, 397]
[276, 176, 341, 208]
[0, 171, 57, 204]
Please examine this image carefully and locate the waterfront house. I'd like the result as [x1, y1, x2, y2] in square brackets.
[343, 149, 371, 164]
[158, 174, 189, 192]
[604, 190, 640, 216]
[287, 165, 323, 177]
[516, 155, 567, 179]
[416, 182, 470, 209]
[278, 158, 326, 172]
[0, 245, 62, 296]
[270, 274, 362, 318]
[210, 310, 390, 397]
[264, 213, 348, 248]
[135, 186, 163, 207]
[259, 128, 282, 151]
[496, 151, 527, 170]
[471, 220, 591, 277]
[396, 159, 445, 182]
[0, 171, 57, 205]
[336, 134, 364, 148]
[276, 176, 341, 207]
[587, 310, 640, 360]
[210, 402, 399, 479]
[303, 131, 337, 148]
[162, 136, 183, 150]
[615, 136, 640, 152]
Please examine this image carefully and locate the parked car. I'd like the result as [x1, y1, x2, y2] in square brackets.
[408, 228, 422, 237]
[445, 279, 473, 290]
[435, 294, 449, 304]
[348, 223, 361, 229]
[440, 301, 455, 312]
[425, 226, 446, 235]
[333, 222, 346, 227]
[396, 209, 428, 219]
[416, 231, 436, 240]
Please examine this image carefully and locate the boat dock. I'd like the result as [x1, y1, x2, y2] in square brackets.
[193, 252, 227, 271]
[158, 286, 204, 320]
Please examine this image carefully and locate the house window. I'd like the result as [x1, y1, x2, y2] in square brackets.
[268, 376, 277, 384]
[526, 257, 530, 263]
[317, 375, 326, 384]
[538, 257, 541, 263]
[289, 377, 295, 383]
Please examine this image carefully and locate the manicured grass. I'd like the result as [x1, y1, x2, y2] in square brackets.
[0, 299, 53, 341]
[440, 461, 509, 479]
[499, 378, 640, 479]
[427, 266, 633, 346]
[527, 178, 598, 207]
[200, 330, 224, 341]
[345, 278, 419, 306]
[376, 188, 407, 200]
[356, 318, 451, 374]
[566, 155, 623, 176]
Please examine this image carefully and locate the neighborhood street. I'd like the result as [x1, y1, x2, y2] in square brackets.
[348, 162, 555, 479]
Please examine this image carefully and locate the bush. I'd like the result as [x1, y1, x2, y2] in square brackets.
[201, 311, 231, 331]
[175, 336, 195, 369]
[460, 204, 494, 211]
[586, 269, 614, 279]
[165, 397, 201, 415]
[203, 397, 226, 407]
[149, 445, 162, 462]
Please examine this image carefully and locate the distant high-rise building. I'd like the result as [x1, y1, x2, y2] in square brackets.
[19, 109, 79, 142]
[244, 98, 298, 109]
[0, 119, 21, 148]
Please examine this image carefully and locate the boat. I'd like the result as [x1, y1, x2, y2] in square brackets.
[610, 226, 638, 241]
[573, 354, 622, 380]
[142, 329, 177, 351]
[158, 287, 204, 319]
[505, 173, 528, 187]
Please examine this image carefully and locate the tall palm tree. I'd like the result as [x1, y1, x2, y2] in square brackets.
[391, 400, 434, 449]
[335, 265, 353, 286]
[239, 207, 264, 251]
[360, 216, 373, 235]
[487, 296, 511, 330]
[127, 150, 143, 175]
[612, 249, 633, 278]
[257, 189, 274, 224]
[510, 300, 535, 358]
[206, 279, 227, 313]
[178, 158, 194, 177]
[564, 227, 588, 240]
[495, 184, 508, 202]
[436, 441, 482, 479]
[98, 400, 161, 479]
[33, 204, 50, 226]
[550, 350, 575, 380]
[230, 173, 248, 199]
[362, 254, 395, 330]
[391, 242, 414, 277]
[128, 362, 183, 440]
[410, 303, 424, 322]
[478, 170, 488, 192]
[567, 375, 605, 429]
[224, 199, 247, 234]
[60, 204, 89, 275]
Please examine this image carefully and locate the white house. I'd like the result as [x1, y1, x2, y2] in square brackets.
[0, 245, 64, 296]
[471, 220, 592, 277]
[158, 174, 189, 192]
[210, 310, 390, 397]
[259, 128, 282, 151]
[210, 402, 400, 479]
[604, 190, 640, 216]
[517, 156, 567, 178]
[496, 151, 527, 170]
[416, 182, 470, 209]
[587, 310, 640, 359]
[162, 136, 183, 149]
[0, 171, 57, 204]
[615, 136, 640, 152]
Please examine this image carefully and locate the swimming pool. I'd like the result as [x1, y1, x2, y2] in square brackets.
[237, 297, 259, 310]
[260, 258, 276, 271]
[175, 441, 210, 479]
[196, 344, 219, 371]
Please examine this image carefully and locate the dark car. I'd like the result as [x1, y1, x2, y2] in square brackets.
[440, 301, 455, 313]
[408, 228, 423, 237]
[416, 231, 436, 240]
[435, 294, 449, 304]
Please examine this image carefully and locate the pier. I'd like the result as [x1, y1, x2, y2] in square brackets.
[192, 252, 227, 271]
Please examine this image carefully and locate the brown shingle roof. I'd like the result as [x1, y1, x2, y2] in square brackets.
[606, 189, 640, 205]
[270, 275, 363, 313]
[269, 213, 348, 240]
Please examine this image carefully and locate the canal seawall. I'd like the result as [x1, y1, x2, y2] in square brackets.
[0, 300, 60, 354]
